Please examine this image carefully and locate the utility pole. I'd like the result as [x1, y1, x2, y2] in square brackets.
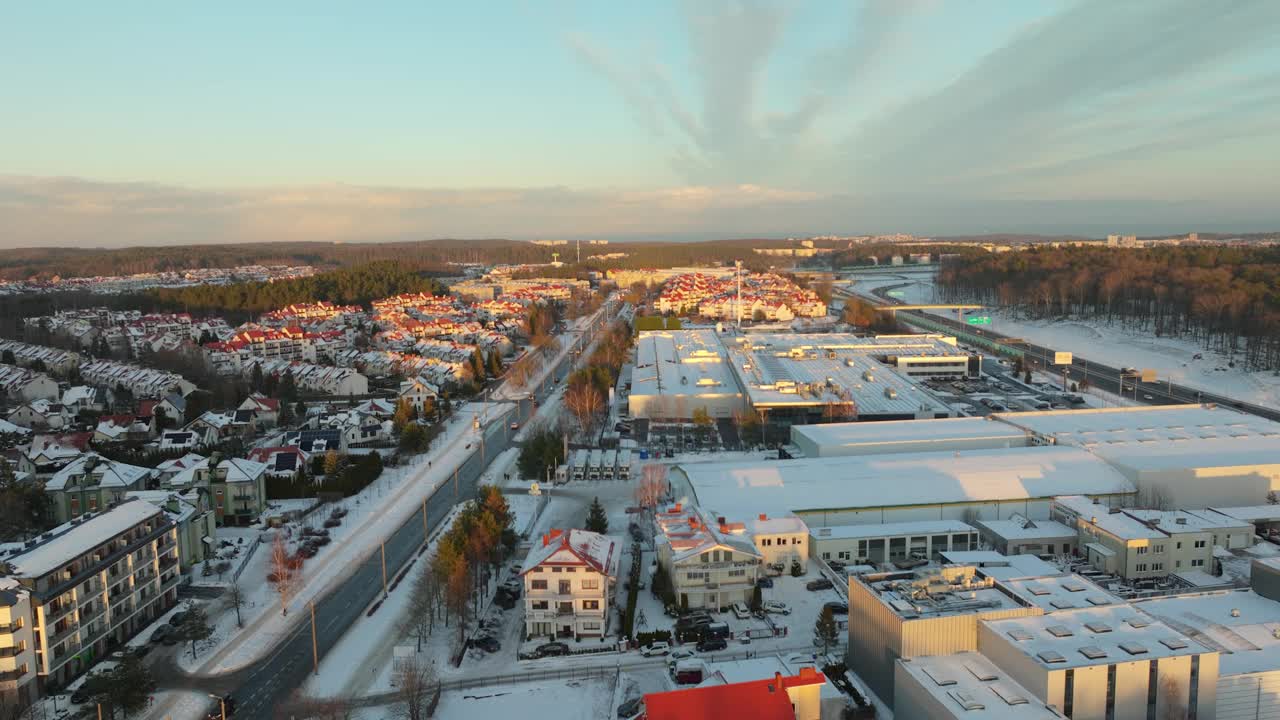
[454, 467, 459, 498]
[422, 499, 429, 538]
[310, 601, 319, 675]
[576, 238, 581, 264]
[380, 542, 389, 597]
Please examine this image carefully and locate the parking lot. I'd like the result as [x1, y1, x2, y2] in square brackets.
[918, 356, 1088, 417]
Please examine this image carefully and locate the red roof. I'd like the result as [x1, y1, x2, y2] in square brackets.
[643, 669, 825, 720]
[137, 399, 159, 418]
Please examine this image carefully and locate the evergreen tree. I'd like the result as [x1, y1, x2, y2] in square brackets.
[585, 496, 608, 534]
[278, 369, 298, 402]
[177, 605, 214, 659]
[1, 349, 14, 365]
[251, 363, 265, 394]
[814, 606, 839, 656]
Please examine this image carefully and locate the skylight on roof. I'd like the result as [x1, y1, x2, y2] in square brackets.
[1160, 638, 1189, 650]
[1120, 642, 1149, 655]
[1025, 584, 1051, 596]
[1061, 582, 1085, 592]
[965, 664, 997, 682]
[1008, 630, 1033, 642]
[1037, 650, 1067, 664]
[1085, 622, 1113, 634]
[991, 685, 1029, 706]
[1079, 646, 1108, 660]
[922, 667, 956, 686]
[1046, 625, 1074, 638]
[1087, 596, 1112, 606]
[1125, 617, 1151, 628]
[1050, 600, 1077, 610]
[948, 690, 986, 711]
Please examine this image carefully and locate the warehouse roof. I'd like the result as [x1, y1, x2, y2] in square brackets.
[676, 445, 1135, 519]
[1092, 436, 1280, 471]
[1133, 589, 1280, 675]
[896, 653, 1062, 719]
[810, 520, 975, 542]
[976, 518, 1077, 542]
[985, 606, 1208, 670]
[631, 330, 742, 399]
[993, 404, 1280, 446]
[791, 417, 1027, 456]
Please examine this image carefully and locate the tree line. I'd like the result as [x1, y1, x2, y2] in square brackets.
[937, 245, 1280, 371]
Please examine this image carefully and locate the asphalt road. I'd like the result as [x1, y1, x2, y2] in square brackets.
[867, 282, 1280, 422]
[182, 316, 609, 720]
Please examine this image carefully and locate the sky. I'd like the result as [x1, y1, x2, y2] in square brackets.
[2, 0, 1279, 248]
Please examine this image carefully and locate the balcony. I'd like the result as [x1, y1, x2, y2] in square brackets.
[45, 622, 78, 647]
[158, 554, 179, 571]
[0, 645, 27, 658]
[43, 601, 75, 624]
[0, 668, 31, 686]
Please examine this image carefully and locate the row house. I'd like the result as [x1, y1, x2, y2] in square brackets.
[261, 301, 361, 323]
[520, 529, 620, 641]
[0, 498, 180, 709]
[0, 365, 59, 403]
[78, 360, 196, 399]
[248, 360, 369, 396]
[45, 454, 153, 523]
[0, 341, 83, 377]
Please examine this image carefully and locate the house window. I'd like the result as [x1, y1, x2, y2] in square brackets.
[1136, 546, 1148, 555]
[1136, 563, 1147, 572]
[531, 580, 547, 590]
[1152, 563, 1163, 571]
[88, 496, 98, 512]
[558, 581, 571, 595]
[686, 572, 705, 580]
[700, 553, 709, 563]
[792, 538, 801, 545]
[728, 569, 745, 577]
[1191, 559, 1205, 567]
[582, 600, 599, 610]
[552, 567, 563, 573]
[532, 601, 548, 610]
[565, 567, 576, 573]
[1194, 540, 1206, 549]
[583, 621, 601, 630]
[1153, 545, 1164, 553]
[762, 538, 772, 547]
[582, 578, 599, 590]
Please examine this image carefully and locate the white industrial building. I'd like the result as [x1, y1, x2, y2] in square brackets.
[671, 445, 1136, 529]
[895, 652, 1063, 720]
[791, 417, 1028, 458]
[628, 330, 745, 420]
[810, 520, 979, 565]
[975, 517, 1078, 557]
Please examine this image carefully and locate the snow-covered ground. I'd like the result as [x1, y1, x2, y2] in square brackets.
[852, 272, 1280, 408]
[431, 677, 616, 720]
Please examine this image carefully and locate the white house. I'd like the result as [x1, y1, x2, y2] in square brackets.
[746, 513, 810, 573]
[398, 376, 439, 417]
[520, 528, 620, 641]
[654, 504, 763, 611]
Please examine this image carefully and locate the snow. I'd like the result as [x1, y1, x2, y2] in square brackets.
[791, 417, 1027, 456]
[4, 497, 164, 576]
[432, 677, 615, 720]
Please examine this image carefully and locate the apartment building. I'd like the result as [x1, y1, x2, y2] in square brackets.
[0, 498, 179, 708]
[165, 455, 268, 526]
[519, 529, 619, 641]
[1053, 496, 1253, 580]
[654, 505, 763, 611]
[44, 454, 153, 524]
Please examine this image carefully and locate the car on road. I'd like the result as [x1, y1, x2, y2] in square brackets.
[510, 422, 519, 430]
[1050, 402, 1067, 409]
[764, 602, 791, 615]
[150, 624, 174, 644]
[1143, 393, 1155, 401]
[732, 603, 751, 619]
[642, 641, 671, 657]
[533, 642, 570, 658]
[806, 578, 834, 591]
[697, 637, 728, 652]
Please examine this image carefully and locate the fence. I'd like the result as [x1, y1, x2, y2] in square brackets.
[231, 535, 263, 584]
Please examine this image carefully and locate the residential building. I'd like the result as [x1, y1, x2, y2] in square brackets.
[0, 364, 58, 403]
[78, 360, 195, 399]
[44, 455, 153, 524]
[0, 498, 180, 704]
[398, 377, 439, 417]
[1052, 496, 1253, 580]
[164, 455, 268, 526]
[5, 401, 66, 432]
[643, 666, 830, 720]
[238, 393, 280, 427]
[0, 579, 37, 712]
[654, 504, 763, 611]
[246, 446, 309, 479]
[128, 490, 217, 571]
[18, 434, 92, 478]
[519, 529, 619, 641]
[746, 514, 809, 573]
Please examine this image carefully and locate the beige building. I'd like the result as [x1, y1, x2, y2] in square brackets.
[747, 513, 809, 573]
[979, 607, 1218, 719]
[1053, 496, 1253, 580]
[654, 505, 763, 611]
[0, 580, 37, 712]
[0, 498, 179, 708]
[519, 529, 619, 641]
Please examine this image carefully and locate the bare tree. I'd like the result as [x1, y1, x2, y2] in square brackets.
[269, 533, 300, 616]
[393, 655, 437, 720]
[564, 380, 603, 433]
[634, 465, 668, 512]
[1159, 675, 1187, 720]
[227, 582, 246, 628]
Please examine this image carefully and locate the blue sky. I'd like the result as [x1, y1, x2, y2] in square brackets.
[2, 1, 1279, 247]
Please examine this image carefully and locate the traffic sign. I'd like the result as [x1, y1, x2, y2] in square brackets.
[966, 316, 991, 325]
[1053, 352, 1073, 365]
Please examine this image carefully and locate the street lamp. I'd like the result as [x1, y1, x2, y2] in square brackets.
[207, 694, 226, 720]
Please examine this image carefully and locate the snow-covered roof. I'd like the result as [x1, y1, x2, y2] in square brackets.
[745, 513, 808, 536]
[1093, 436, 1280, 472]
[997, 574, 1121, 612]
[975, 517, 1077, 542]
[0, 418, 31, 435]
[654, 506, 762, 565]
[1, 498, 166, 578]
[675, 445, 1135, 520]
[1134, 589, 1280, 675]
[994, 404, 1280, 446]
[1210, 505, 1280, 524]
[168, 455, 268, 486]
[896, 652, 1062, 719]
[985, 605, 1209, 670]
[792, 417, 1027, 456]
[45, 453, 152, 491]
[520, 528, 620, 578]
[810, 519, 975, 542]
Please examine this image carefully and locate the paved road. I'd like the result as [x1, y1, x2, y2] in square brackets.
[868, 283, 1280, 421]
[175, 314, 612, 720]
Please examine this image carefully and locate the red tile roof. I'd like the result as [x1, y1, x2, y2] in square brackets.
[642, 669, 825, 720]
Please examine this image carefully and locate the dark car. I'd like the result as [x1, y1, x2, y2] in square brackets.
[806, 579, 834, 591]
[150, 624, 174, 644]
[824, 601, 849, 615]
[696, 637, 728, 652]
[474, 636, 501, 653]
[756, 577, 774, 589]
[617, 697, 644, 718]
[534, 642, 570, 658]
[170, 611, 189, 627]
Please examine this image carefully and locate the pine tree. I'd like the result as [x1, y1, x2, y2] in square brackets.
[814, 606, 839, 656]
[471, 348, 486, 381]
[585, 496, 608, 534]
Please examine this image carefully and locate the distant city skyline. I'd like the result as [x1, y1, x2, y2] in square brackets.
[2, 0, 1279, 248]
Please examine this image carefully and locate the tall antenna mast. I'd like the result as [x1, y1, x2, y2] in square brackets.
[735, 260, 743, 328]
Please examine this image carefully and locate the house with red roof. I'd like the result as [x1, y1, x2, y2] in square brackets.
[520, 528, 620, 641]
[642, 667, 829, 720]
[239, 392, 281, 427]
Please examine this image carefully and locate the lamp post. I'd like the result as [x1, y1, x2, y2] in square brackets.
[207, 694, 226, 720]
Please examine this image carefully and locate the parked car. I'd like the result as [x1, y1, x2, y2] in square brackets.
[824, 601, 849, 615]
[533, 642, 570, 658]
[732, 603, 751, 619]
[150, 624, 174, 644]
[669, 648, 696, 661]
[617, 697, 644, 718]
[696, 637, 728, 652]
[510, 422, 520, 430]
[641, 641, 670, 657]
[763, 602, 791, 615]
[806, 578, 834, 591]
[474, 636, 501, 653]
[169, 611, 189, 627]
[756, 577, 774, 589]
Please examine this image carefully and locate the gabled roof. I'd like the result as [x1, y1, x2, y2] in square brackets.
[644, 668, 826, 720]
[520, 528, 620, 578]
[46, 453, 152, 491]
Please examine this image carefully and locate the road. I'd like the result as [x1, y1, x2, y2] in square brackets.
[174, 309, 615, 720]
[865, 282, 1280, 422]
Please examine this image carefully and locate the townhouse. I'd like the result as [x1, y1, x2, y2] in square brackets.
[78, 360, 195, 399]
[0, 365, 58, 403]
[520, 529, 620, 641]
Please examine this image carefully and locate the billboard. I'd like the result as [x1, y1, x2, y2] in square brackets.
[1053, 352, 1072, 365]
[966, 316, 991, 325]
[1141, 369, 1157, 382]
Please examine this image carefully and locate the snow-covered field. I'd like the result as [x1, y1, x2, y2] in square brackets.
[852, 272, 1280, 409]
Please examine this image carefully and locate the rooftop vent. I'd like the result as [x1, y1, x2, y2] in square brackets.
[1079, 646, 1108, 660]
[1119, 642, 1149, 656]
[1160, 638, 1189, 650]
[1036, 650, 1067, 664]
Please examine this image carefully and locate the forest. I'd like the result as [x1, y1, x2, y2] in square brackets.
[936, 246, 1280, 371]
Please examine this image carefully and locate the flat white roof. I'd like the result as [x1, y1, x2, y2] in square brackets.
[994, 404, 1280, 446]
[630, 330, 742, 399]
[1093, 436, 1280, 472]
[1053, 496, 1165, 539]
[1212, 506, 1280, 523]
[1134, 589, 1280, 675]
[791, 417, 1026, 455]
[3, 498, 164, 578]
[986, 606, 1209, 669]
[811, 520, 975, 541]
[677, 445, 1135, 519]
[897, 652, 1062, 719]
[997, 575, 1122, 612]
[976, 518, 1077, 541]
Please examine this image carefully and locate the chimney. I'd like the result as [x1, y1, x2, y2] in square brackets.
[773, 672, 783, 691]
[717, 516, 727, 526]
[759, 513, 768, 521]
[542, 533, 550, 547]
